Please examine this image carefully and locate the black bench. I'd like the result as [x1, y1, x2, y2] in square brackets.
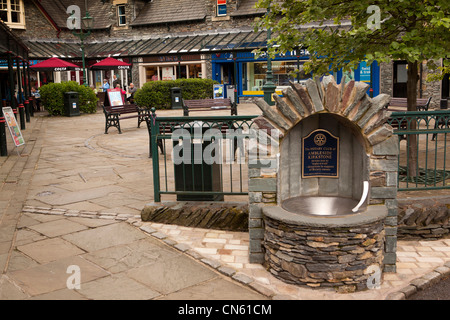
[432, 106, 450, 141]
[183, 98, 237, 117]
[102, 104, 149, 134]
[145, 115, 240, 158]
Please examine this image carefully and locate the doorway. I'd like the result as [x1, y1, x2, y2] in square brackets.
[393, 61, 408, 98]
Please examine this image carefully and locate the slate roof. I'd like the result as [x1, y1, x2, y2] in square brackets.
[131, 0, 207, 26]
[25, 28, 268, 58]
[231, 0, 266, 17]
[37, 0, 111, 30]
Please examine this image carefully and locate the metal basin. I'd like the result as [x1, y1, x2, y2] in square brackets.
[282, 196, 360, 217]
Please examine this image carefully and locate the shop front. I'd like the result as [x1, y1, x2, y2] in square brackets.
[212, 50, 380, 101]
[139, 54, 206, 86]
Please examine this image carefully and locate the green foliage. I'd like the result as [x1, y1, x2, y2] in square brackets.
[39, 81, 98, 116]
[255, 0, 450, 78]
[134, 78, 218, 109]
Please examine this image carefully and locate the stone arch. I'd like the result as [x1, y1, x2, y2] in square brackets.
[252, 75, 393, 149]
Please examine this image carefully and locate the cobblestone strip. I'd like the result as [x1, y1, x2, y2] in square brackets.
[385, 261, 450, 300]
[21, 205, 276, 299]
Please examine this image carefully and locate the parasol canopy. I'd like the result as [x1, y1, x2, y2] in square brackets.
[90, 57, 131, 70]
[30, 57, 81, 72]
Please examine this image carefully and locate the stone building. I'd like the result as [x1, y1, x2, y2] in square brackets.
[2, 0, 448, 107]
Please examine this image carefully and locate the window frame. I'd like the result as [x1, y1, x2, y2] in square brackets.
[0, 0, 25, 29]
[117, 4, 127, 27]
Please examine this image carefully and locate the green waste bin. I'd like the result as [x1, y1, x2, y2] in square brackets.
[64, 92, 80, 117]
[170, 87, 183, 110]
[173, 123, 223, 201]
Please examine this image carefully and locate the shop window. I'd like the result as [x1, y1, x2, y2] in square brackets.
[146, 67, 159, 82]
[0, 0, 25, 28]
[117, 5, 126, 26]
[189, 64, 202, 79]
[178, 65, 187, 79]
[247, 61, 311, 91]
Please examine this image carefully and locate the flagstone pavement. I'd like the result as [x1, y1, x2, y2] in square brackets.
[0, 105, 449, 300]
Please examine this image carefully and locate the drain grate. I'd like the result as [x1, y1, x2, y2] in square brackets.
[399, 166, 450, 185]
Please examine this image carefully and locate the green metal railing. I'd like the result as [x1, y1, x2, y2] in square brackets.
[147, 111, 258, 202]
[387, 110, 450, 191]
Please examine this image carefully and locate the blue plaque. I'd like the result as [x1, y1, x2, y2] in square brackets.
[302, 129, 339, 178]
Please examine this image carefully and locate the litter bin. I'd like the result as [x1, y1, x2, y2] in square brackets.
[173, 122, 223, 201]
[226, 85, 236, 104]
[440, 99, 448, 110]
[170, 87, 183, 110]
[64, 92, 80, 117]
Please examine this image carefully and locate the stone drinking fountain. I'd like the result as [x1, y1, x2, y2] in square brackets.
[248, 76, 399, 292]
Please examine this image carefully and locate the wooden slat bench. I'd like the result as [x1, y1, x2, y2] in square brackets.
[183, 98, 237, 117]
[386, 97, 432, 112]
[102, 104, 149, 134]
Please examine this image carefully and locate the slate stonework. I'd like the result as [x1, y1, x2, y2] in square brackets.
[397, 197, 450, 240]
[248, 76, 400, 287]
[264, 211, 385, 291]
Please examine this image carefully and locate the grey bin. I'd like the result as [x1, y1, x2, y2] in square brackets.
[64, 92, 80, 117]
[170, 87, 183, 110]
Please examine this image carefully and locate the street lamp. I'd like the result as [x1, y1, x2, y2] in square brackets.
[73, 12, 93, 87]
[262, 5, 276, 106]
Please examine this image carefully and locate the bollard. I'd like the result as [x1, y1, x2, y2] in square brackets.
[0, 116, 7, 157]
[28, 98, 34, 117]
[19, 104, 25, 130]
[24, 100, 30, 122]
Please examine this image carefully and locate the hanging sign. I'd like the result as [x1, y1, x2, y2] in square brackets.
[217, 0, 227, 16]
[2, 107, 25, 147]
[302, 129, 339, 178]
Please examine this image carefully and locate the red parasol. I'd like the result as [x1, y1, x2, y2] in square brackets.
[90, 57, 131, 70]
[30, 57, 81, 72]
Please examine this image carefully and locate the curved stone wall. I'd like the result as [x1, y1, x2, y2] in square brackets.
[263, 205, 387, 292]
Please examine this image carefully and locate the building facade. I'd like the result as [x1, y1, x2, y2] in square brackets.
[2, 0, 448, 107]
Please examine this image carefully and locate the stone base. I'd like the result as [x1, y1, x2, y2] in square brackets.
[141, 202, 248, 232]
[263, 205, 387, 291]
[397, 197, 450, 240]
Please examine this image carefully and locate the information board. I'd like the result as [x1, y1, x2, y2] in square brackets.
[302, 129, 339, 178]
[213, 84, 224, 99]
[2, 107, 25, 147]
[107, 89, 124, 106]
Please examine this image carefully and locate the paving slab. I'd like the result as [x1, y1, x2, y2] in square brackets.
[62, 222, 144, 251]
[16, 238, 86, 264]
[74, 273, 161, 300]
[161, 277, 267, 300]
[82, 238, 179, 274]
[8, 256, 109, 296]
[27, 219, 88, 238]
[127, 255, 218, 295]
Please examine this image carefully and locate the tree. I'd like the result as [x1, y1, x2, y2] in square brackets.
[255, 0, 450, 177]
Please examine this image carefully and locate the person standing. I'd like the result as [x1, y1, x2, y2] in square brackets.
[113, 75, 121, 89]
[102, 79, 110, 92]
[31, 87, 41, 111]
